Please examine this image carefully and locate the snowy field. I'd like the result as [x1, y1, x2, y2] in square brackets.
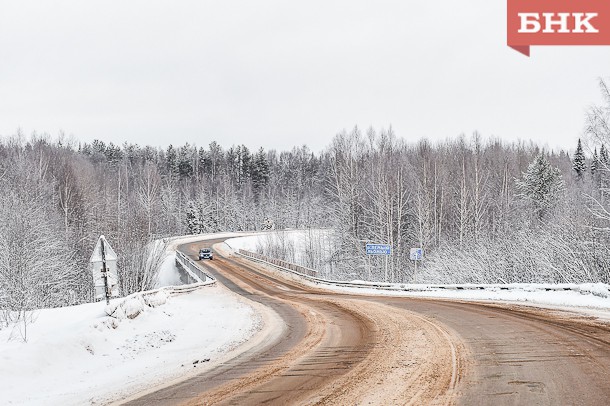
[225, 232, 610, 316]
[225, 229, 332, 267]
[0, 234, 262, 406]
[225, 229, 331, 254]
[224, 231, 304, 252]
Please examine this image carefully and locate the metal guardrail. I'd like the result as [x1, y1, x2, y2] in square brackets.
[175, 250, 216, 284]
[105, 279, 215, 317]
[235, 250, 610, 298]
[104, 248, 218, 318]
[144, 279, 215, 298]
[236, 250, 411, 290]
[238, 250, 318, 277]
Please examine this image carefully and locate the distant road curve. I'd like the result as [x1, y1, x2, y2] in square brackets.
[125, 237, 610, 405]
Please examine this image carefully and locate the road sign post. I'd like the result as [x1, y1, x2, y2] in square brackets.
[366, 243, 392, 282]
[100, 238, 110, 305]
[90, 235, 120, 304]
[385, 255, 388, 283]
[410, 247, 423, 283]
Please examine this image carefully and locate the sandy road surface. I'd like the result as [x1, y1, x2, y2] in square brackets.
[126, 239, 610, 405]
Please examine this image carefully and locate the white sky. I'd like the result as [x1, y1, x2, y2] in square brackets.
[1, 1, 609, 153]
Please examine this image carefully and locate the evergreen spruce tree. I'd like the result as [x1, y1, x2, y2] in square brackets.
[516, 154, 565, 220]
[237, 145, 251, 185]
[251, 147, 270, 193]
[599, 144, 610, 191]
[600, 144, 609, 168]
[591, 147, 599, 175]
[177, 144, 194, 178]
[572, 138, 586, 180]
[198, 146, 207, 178]
[186, 201, 202, 234]
[202, 203, 220, 233]
[92, 139, 107, 156]
[226, 146, 239, 183]
[166, 145, 179, 176]
[104, 142, 123, 165]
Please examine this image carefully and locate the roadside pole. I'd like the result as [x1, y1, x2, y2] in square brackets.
[384, 255, 388, 283]
[365, 243, 392, 283]
[414, 257, 417, 284]
[100, 239, 110, 305]
[410, 247, 423, 284]
[90, 235, 119, 304]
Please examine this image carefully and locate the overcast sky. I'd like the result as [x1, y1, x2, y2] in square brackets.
[1, 1, 609, 153]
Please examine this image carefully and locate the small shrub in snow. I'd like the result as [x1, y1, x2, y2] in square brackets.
[105, 296, 144, 320]
[105, 288, 170, 320]
[105, 303, 126, 319]
[579, 283, 610, 298]
[124, 298, 145, 319]
[144, 290, 169, 308]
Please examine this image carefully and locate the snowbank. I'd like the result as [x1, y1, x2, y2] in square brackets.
[156, 254, 183, 287]
[0, 233, 263, 406]
[0, 286, 261, 406]
[331, 283, 610, 311]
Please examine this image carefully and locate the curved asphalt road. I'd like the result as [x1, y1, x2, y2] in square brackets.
[125, 238, 610, 405]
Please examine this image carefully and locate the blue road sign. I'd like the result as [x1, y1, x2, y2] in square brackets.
[410, 248, 423, 260]
[366, 243, 391, 255]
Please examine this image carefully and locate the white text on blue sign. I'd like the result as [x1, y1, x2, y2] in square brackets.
[366, 244, 392, 255]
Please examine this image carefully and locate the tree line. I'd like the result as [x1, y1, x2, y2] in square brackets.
[1, 79, 610, 319]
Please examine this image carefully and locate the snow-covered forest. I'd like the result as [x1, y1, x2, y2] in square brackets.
[1, 79, 610, 312]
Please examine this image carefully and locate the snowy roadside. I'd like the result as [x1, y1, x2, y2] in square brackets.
[0, 233, 267, 406]
[225, 233, 610, 321]
[328, 283, 610, 321]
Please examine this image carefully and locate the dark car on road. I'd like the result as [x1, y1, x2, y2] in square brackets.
[199, 248, 213, 260]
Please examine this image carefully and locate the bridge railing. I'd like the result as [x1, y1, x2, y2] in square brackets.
[175, 250, 216, 284]
[238, 249, 318, 278]
[235, 249, 610, 298]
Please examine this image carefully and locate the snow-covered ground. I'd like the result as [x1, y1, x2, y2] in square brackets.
[226, 232, 610, 316]
[225, 229, 332, 264]
[3, 230, 609, 405]
[331, 283, 610, 312]
[224, 232, 290, 252]
[0, 233, 264, 406]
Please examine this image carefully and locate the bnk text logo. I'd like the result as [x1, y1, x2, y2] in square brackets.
[507, 0, 610, 56]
